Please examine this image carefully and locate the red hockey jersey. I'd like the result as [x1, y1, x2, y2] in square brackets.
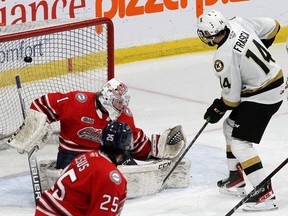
[35, 150, 127, 216]
[30, 91, 151, 160]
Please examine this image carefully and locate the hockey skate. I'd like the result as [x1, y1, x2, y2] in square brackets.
[217, 164, 246, 197]
[242, 180, 278, 212]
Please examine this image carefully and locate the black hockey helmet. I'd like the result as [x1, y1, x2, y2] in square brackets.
[101, 121, 132, 155]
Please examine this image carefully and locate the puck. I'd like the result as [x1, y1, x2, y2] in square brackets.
[24, 56, 32, 63]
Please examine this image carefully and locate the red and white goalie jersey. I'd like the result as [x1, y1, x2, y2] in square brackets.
[30, 91, 151, 160]
[35, 150, 127, 216]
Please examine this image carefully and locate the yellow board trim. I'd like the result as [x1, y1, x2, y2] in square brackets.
[1, 26, 287, 86]
[0, 52, 107, 87]
[115, 25, 288, 65]
[115, 37, 216, 65]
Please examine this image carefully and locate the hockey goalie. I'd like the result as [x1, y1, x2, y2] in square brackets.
[7, 78, 191, 198]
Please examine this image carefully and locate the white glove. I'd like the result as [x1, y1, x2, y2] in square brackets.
[151, 125, 186, 159]
[7, 109, 53, 153]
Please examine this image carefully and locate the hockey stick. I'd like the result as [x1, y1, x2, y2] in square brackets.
[15, 75, 26, 119]
[15, 75, 42, 205]
[225, 157, 288, 216]
[162, 121, 209, 186]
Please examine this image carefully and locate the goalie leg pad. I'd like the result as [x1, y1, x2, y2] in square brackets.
[39, 160, 62, 191]
[164, 157, 191, 188]
[151, 125, 186, 159]
[118, 157, 191, 198]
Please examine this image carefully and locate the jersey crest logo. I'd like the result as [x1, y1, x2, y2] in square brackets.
[214, 59, 224, 72]
[77, 127, 102, 142]
[110, 170, 122, 185]
[75, 93, 88, 103]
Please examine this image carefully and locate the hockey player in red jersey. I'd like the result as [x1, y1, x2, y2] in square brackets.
[7, 77, 186, 192]
[30, 78, 152, 169]
[35, 121, 130, 216]
[197, 10, 285, 212]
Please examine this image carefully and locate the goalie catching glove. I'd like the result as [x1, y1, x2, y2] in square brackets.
[151, 125, 186, 159]
[7, 109, 53, 153]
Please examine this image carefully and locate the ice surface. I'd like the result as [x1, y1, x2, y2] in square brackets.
[0, 43, 287, 216]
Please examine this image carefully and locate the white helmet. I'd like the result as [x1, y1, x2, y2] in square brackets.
[98, 78, 130, 121]
[197, 10, 227, 46]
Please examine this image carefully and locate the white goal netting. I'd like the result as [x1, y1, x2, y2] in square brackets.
[0, 18, 114, 148]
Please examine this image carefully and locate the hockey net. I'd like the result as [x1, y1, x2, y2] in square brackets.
[0, 18, 114, 148]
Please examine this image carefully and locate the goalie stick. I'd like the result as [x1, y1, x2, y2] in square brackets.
[15, 75, 42, 205]
[225, 157, 288, 216]
[15, 75, 26, 120]
[162, 121, 209, 186]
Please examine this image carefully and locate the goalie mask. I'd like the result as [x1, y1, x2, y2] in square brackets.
[197, 10, 227, 46]
[98, 78, 130, 121]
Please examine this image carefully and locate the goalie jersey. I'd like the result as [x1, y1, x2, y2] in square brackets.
[30, 91, 151, 160]
[214, 17, 285, 108]
[35, 150, 127, 216]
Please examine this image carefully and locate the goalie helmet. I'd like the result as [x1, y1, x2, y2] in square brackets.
[98, 78, 130, 121]
[101, 121, 132, 155]
[197, 10, 227, 46]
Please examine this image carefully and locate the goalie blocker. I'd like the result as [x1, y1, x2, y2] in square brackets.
[7, 109, 53, 153]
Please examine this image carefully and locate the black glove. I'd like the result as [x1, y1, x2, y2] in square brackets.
[204, 98, 227, 124]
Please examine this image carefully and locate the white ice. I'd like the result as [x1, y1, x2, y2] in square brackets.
[0, 43, 287, 216]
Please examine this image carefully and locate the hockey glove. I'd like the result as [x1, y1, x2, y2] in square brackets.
[7, 109, 53, 153]
[151, 125, 186, 159]
[204, 98, 227, 124]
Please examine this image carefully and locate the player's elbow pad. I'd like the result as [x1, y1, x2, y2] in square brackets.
[261, 38, 276, 49]
[261, 22, 281, 49]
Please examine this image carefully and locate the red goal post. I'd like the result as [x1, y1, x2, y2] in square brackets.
[0, 17, 114, 140]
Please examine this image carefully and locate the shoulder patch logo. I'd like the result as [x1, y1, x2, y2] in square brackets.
[123, 107, 133, 117]
[214, 59, 224, 72]
[76, 93, 88, 103]
[110, 170, 122, 185]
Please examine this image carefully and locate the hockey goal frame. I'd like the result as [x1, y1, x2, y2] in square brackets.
[0, 17, 114, 80]
[0, 17, 115, 140]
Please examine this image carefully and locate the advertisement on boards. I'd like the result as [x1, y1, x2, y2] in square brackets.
[0, 0, 287, 49]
